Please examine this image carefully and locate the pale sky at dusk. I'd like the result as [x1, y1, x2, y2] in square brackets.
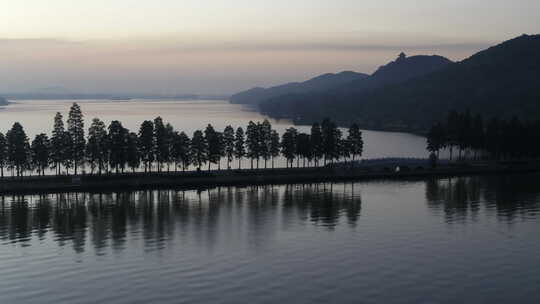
[1, 0, 539, 95]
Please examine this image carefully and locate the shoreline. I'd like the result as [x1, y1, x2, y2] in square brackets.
[1, 162, 538, 195]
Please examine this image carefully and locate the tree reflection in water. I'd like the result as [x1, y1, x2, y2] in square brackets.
[0, 183, 362, 254]
[425, 174, 540, 223]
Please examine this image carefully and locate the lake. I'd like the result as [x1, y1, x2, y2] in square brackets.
[0, 99, 428, 170]
[1, 99, 537, 303]
[1, 174, 540, 303]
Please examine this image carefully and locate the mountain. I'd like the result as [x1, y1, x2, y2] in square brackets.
[258, 53, 453, 121]
[229, 71, 368, 105]
[258, 34, 540, 132]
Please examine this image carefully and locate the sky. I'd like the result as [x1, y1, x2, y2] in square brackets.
[0, 0, 539, 95]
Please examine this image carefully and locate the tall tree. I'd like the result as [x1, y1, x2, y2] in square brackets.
[471, 114, 485, 160]
[191, 130, 208, 170]
[281, 127, 297, 168]
[61, 131, 74, 174]
[6, 122, 30, 177]
[223, 125, 235, 170]
[67, 103, 85, 174]
[31, 133, 50, 176]
[51, 112, 65, 175]
[446, 110, 460, 160]
[206, 125, 225, 170]
[347, 123, 364, 162]
[296, 133, 311, 167]
[108, 121, 128, 173]
[246, 121, 260, 169]
[126, 132, 141, 172]
[260, 120, 272, 169]
[321, 118, 340, 164]
[138, 120, 154, 172]
[269, 130, 280, 169]
[86, 118, 108, 174]
[234, 127, 246, 169]
[310, 123, 323, 167]
[0, 133, 6, 178]
[426, 122, 446, 157]
[153, 117, 167, 172]
[216, 132, 225, 170]
[164, 123, 174, 172]
[172, 131, 191, 171]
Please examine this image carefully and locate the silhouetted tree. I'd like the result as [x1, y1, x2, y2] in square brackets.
[60, 130, 74, 174]
[126, 132, 140, 172]
[321, 118, 340, 165]
[172, 131, 191, 171]
[471, 114, 484, 159]
[234, 127, 246, 169]
[108, 121, 127, 173]
[426, 122, 446, 157]
[281, 127, 297, 168]
[0, 133, 6, 178]
[296, 133, 311, 167]
[67, 103, 85, 174]
[205, 124, 222, 170]
[138, 120, 154, 172]
[31, 133, 50, 176]
[86, 118, 108, 174]
[6, 122, 30, 177]
[260, 120, 272, 168]
[446, 110, 460, 160]
[246, 121, 260, 169]
[191, 130, 208, 170]
[310, 122, 323, 167]
[153, 117, 168, 172]
[51, 112, 65, 175]
[164, 123, 174, 172]
[223, 126, 235, 169]
[347, 123, 364, 162]
[269, 130, 280, 169]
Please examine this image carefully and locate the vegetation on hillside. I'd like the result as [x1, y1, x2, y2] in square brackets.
[257, 34, 540, 132]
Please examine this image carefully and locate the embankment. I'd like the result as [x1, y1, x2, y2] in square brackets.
[1, 161, 539, 195]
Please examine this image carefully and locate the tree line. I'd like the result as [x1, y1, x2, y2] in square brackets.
[0, 103, 364, 177]
[426, 110, 539, 160]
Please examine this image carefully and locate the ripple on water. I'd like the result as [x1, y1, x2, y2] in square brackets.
[1, 175, 540, 303]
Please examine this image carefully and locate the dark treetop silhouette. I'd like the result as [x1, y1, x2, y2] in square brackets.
[0, 103, 363, 177]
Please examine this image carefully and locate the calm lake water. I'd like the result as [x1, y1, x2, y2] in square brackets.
[1, 100, 538, 303]
[1, 174, 540, 303]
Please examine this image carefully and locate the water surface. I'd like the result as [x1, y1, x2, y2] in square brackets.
[1, 174, 539, 303]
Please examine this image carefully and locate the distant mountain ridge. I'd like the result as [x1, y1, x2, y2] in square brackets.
[229, 71, 368, 105]
[250, 34, 540, 132]
[258, 53, 453, 120]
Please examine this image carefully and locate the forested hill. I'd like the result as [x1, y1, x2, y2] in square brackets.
[229, 71, 368, 105]
[258, 34, 540, 132]
[258, 53, 452, 120]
